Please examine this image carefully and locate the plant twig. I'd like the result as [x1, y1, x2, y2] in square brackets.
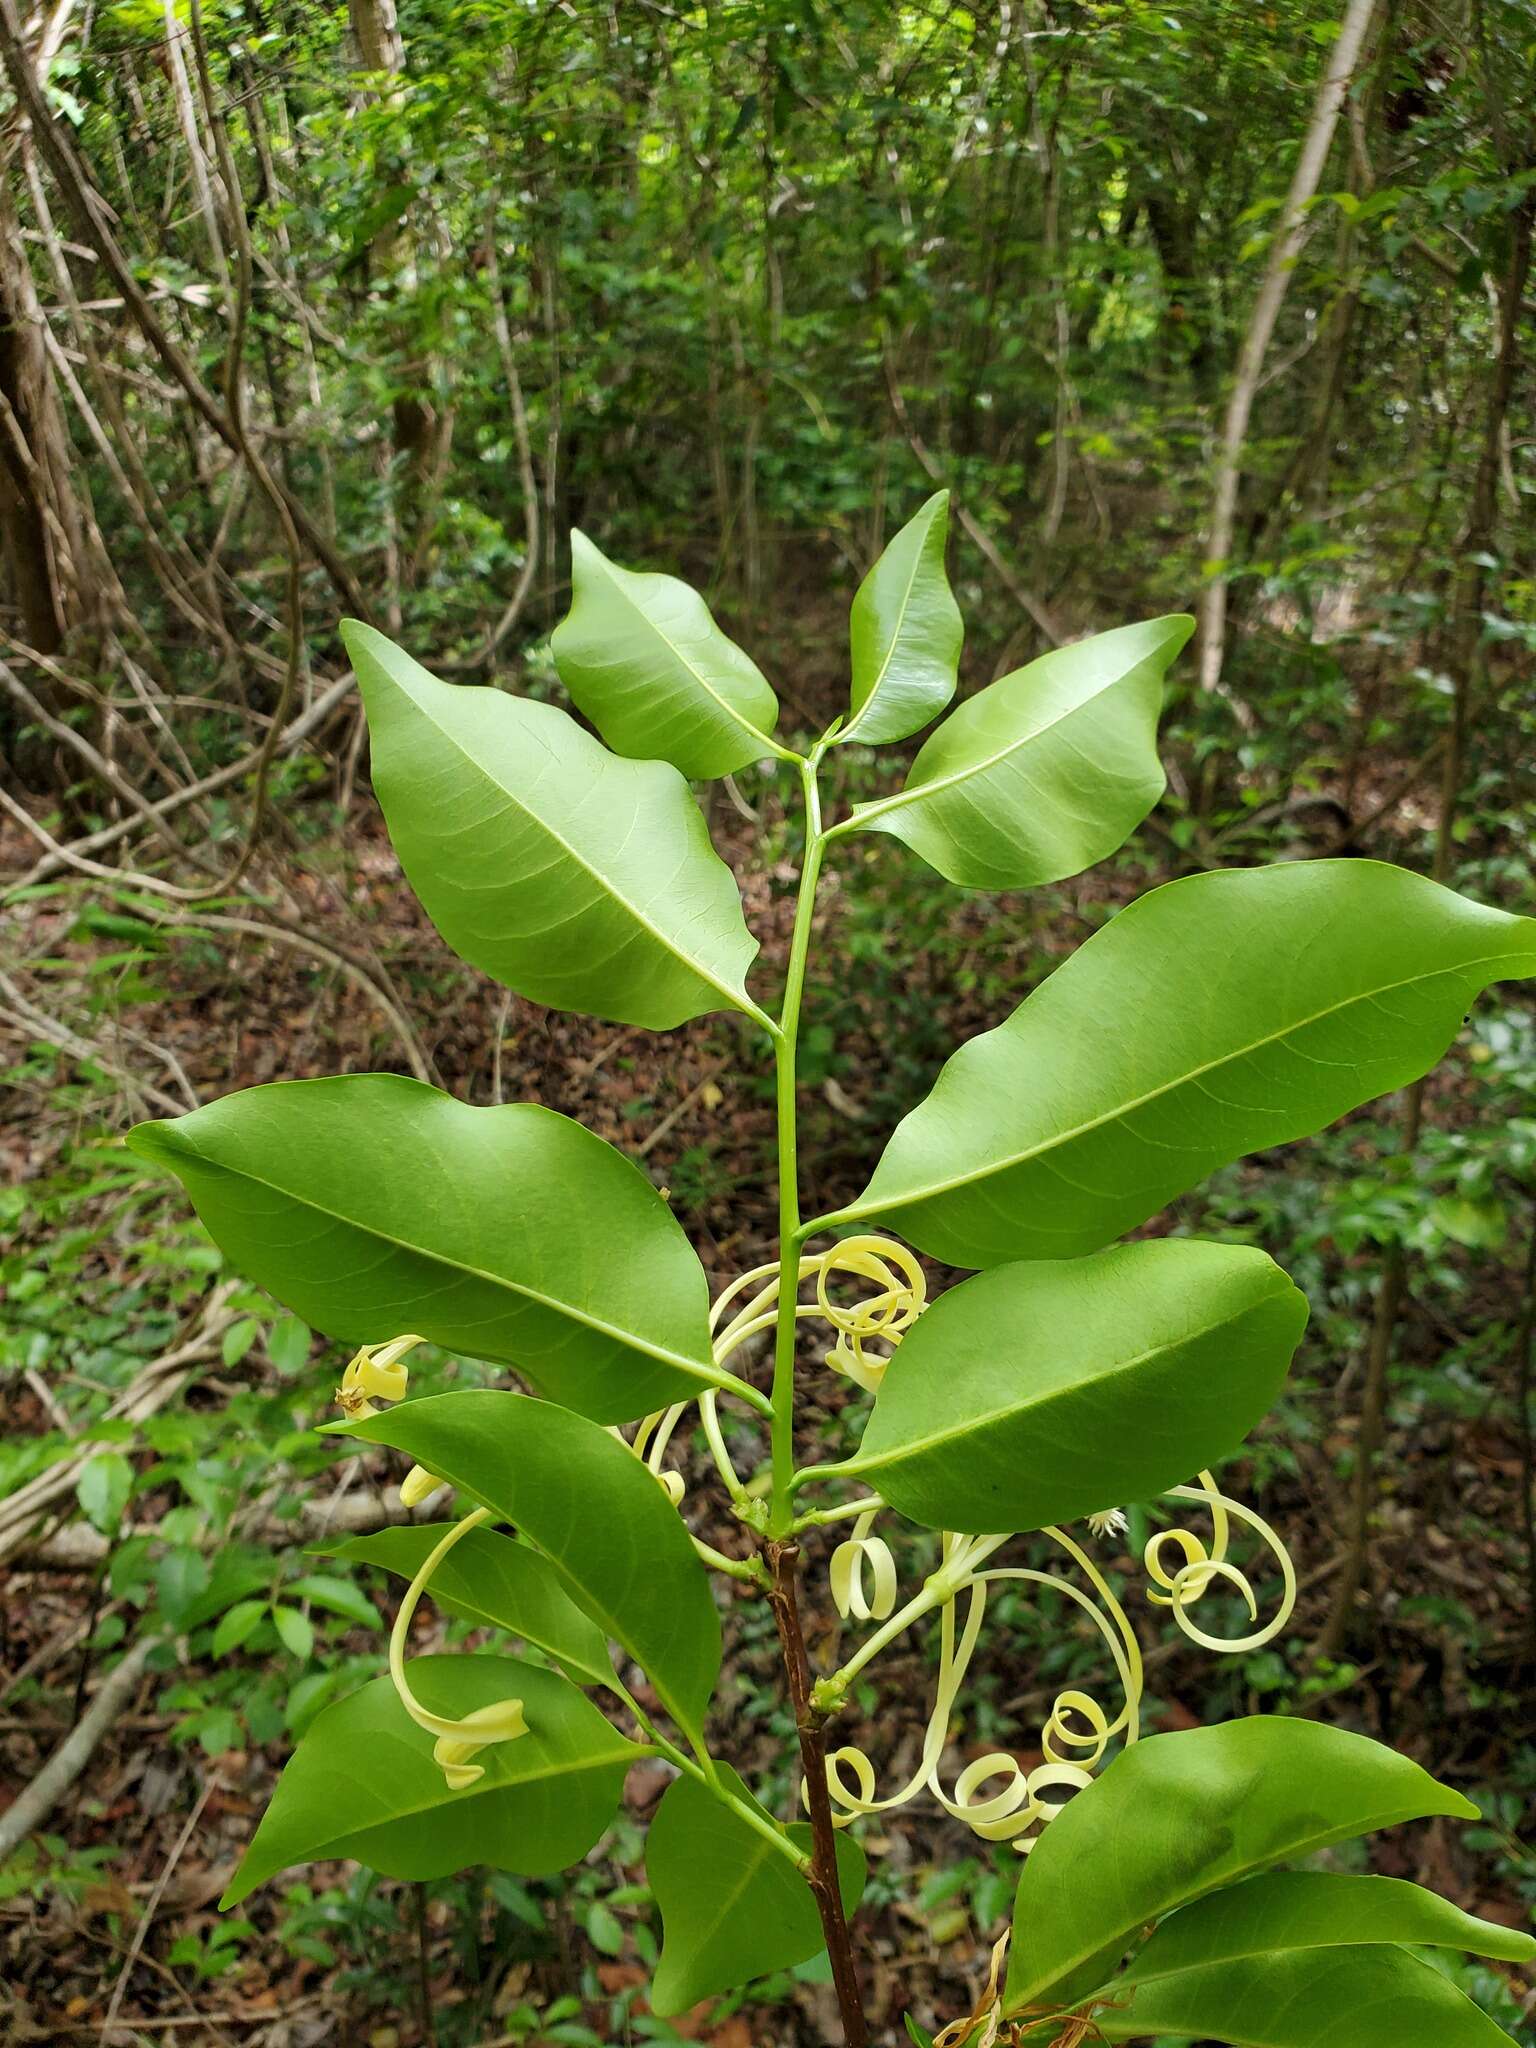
[100, 1772, 216, 2041]
[764, 1538, 867, 2048]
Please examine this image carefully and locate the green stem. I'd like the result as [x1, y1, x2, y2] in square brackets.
[818, 1579, 948, 1702]
[768, 751, 828, 1537]
[604, 1675, 807, 1872]
[693, 1534, 771, 1588]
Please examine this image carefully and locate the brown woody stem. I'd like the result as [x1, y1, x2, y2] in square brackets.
[764, 1537, 868, 2048]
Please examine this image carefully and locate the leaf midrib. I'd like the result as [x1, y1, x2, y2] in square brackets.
[335, 1734, 638, 1836]
[1012, 1798, 1477, 2007]
[352, 1538, 613, 1685]
[391, 661, 755, 1018]
[663, 1822, 785, 1992]
[849, 635, 1159, 829]
[591, 550, 774, 753]
[843, 947, 1526, 1223]
[845, 1287, 1282, 1475]
[174, 1144, 730, 1392]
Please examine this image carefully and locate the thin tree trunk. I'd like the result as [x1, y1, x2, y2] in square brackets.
[1196, 0, 1378, 701]
[0, 181, 83, 662]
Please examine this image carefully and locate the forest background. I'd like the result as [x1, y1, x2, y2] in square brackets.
[0, 0, 1534, 2043]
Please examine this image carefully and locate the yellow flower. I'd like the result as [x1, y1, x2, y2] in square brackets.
[334, 1333, 425, 1418]
[399, 1463, 444, 1509]
[389, 1509, 528, 1789]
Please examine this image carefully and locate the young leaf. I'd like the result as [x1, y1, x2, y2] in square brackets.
[271, 1605, 315, 1661]
[1004, 1717, 1479, 2012]
[550, 530, 782, 779]
[833, 861, 1536, 1268]
[127, 1075, 753, 1426]
[210, 1598, 267, 1660]
[1098, 1942, 1519, 2045]
[647, 1766, 866, 2016]
[327, 1391, 721, 1746]
[833, 616, 1190, 888]
[220, 1657, 638, 1907]
[822, 1240, 1306, 1533]
[76, 1450, 133, 1534]
[1118, 1871, 1536, 1984]
[840, 490, 961, 746]
[282, 1573, 381, 1630]
[315, 1525, 615, 1689]
[343, 621, 768, 1031]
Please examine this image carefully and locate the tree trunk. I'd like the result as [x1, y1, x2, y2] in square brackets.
[0, 188, 81, 658]
[1196, 0, 1380, 701]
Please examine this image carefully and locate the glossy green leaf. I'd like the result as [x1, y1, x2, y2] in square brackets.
[840, 491, 961, 746]
[328, 1392, 720, 1745]
[1098, 1943, 1518, 2045]
[836, 862, 1536, 1268]
[127, 1074, 751, 1426]
[823, 1240, 1305, 1534]
[836, 616, 1189, 887]
[1005, 1717, 1479, 2012]
[1120, 1872, 1536, 1984]
[550, 530, 781, 778]
[648, 1766, 866, 2015]
[315, 1524, 615, 1689]
[221, 1657, 638, 1907]
[343, 621, 766, 1031]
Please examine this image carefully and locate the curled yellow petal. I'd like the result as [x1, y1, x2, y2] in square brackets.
[388, 1507, 528, 1790]
[829, 1509, 898, 1622]
[335, 1333, 425, 1418]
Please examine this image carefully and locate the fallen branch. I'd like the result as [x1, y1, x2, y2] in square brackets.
[0, 1633, 161, 1865]
[0, 1292, 236, 1564]
[17, 1481, 452, 1571]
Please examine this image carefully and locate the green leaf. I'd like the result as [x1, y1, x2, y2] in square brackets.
[76, 1450, 133, 1534]
[841, 491, 961, 746]
[1119, 1872, 1536, 1984]
[822, 1241, 1306, 1533]
[267, 1316, 311, 1375]
[220, 1656, 638, 1907]
[836, 617, 1190, 888]
[1099, 1943, 1520, 2045]
[211, 1598, 267, 1659]
[1004, 1718, 1479, 2012]
[156, 1546, 211, 1632]
[315, 1525, 614, 1688]
[221, 1317, 259, 1367]
[551, 530, 782, 779]
[127, 1075, 753, 1426]
[585, 1899, 626, 1956]
[271, 1605, 315, 1661]
[836, 862, 1536, 1268]
[327, 1392, 720, 1745]
[343, 621, 766, 1030]
[647, 1766, 865, 2015]
[284, 1573, 381, 1630]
